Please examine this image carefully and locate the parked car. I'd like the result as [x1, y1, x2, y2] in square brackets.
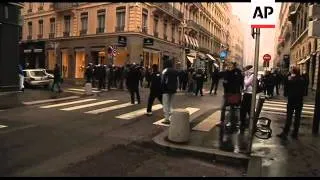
[23, 69, 52, 88]
[39, 68, 54, 79]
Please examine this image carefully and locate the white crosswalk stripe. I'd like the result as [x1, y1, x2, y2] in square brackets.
[192, 110, 221, 132]
[40, 99, 97, 109]
[0, 125, 7, 129]
[67, 88, 101, 93]
[262, 100, 314, 117]
[153, 107, 200, 127]
[85, 102, 134, 114]
[61, 100, 118, 111]
[116, 104, 163, 120]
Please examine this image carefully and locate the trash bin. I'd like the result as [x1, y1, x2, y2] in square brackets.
[168, 109, 190, 143]
[85, 83, 93, 95]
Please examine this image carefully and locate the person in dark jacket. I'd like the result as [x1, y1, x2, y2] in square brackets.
[210, 66, 220, 95]
[273, 70, 281, 95]
[126, 64, 141, 104]
[182, 70, 188, 91]
[146, 64, 163, 116]
[97, 64, 106, 90]
[145, 68, 152, 88]
[194, 69, 205, 96]
[264, 71, 275, 98]
[84, 63, 94, 83]
[278, 66, 306, 140]
[51, 64, 62, 93]
[161, 60, 178, 124]
[220, 62, 243, 127]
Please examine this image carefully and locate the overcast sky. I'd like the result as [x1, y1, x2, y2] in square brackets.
[230, 3, 281, 67]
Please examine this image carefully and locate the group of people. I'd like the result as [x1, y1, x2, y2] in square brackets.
[218, 62, 308, 140]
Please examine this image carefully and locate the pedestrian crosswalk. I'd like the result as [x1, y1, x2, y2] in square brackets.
[0, 125, 7, 129]
[261, 99, 314, 118]
[35, 97, 222, 132]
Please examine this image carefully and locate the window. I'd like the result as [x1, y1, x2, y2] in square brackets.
[50, 18, 55, 34]
[154, 16, 159, 34]
[97, 9, 106, 33]
[38, 20, 43, 35]
[142, 9, 148, 33]
[4, 6, 8, 19]
[28, 22, 32, 37]
[81, 12, 88, 33]
[28, 3, 32, 12]
[116, 7, 125, 31]
[164, 20, 167, 38]
[171, 24, 175, 41]
[64, 16, 71, 33]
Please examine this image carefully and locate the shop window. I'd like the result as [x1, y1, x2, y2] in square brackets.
[48, 50, 56, 70]
[75, 51, 85, 78]
[62, 52, 69, 78]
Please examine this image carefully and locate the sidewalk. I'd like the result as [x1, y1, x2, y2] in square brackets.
[152, 104, 320, 177]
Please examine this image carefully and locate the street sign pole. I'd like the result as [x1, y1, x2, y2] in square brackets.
[247, 28, 261, 155]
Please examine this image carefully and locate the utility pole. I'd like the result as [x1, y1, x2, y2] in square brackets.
[247, 28, 261, 155]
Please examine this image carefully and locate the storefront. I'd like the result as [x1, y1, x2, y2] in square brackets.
[143, 48, 160, 68]
[75, 48, 86, 79]
[19, 41, 46, 69]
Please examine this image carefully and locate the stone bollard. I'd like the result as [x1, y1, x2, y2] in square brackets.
[168, 109, 190, 143]
[84, 82, 93, 95]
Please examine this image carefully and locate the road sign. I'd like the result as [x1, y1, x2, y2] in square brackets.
[250, 0, 276, 28]
[263, 54, 271, 61]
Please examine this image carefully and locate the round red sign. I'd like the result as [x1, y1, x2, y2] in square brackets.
[263, 54, 271, 61]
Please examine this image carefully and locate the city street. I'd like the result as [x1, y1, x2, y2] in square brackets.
[0, 87, 247, 176]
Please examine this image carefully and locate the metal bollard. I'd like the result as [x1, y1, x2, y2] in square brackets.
[168, 109, 190, 143]
[84, 82, 93, 95]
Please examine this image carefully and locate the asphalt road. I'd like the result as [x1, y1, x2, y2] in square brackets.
[0, 88, 245, 176]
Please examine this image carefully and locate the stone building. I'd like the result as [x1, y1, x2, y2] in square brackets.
[20, 3, 232, 82]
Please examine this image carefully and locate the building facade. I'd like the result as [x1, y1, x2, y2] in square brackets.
[229, 14, 244, 66]
[287, 3, 320, 90]
[274, 3, 292, 74]
[21, 3, 232, 81]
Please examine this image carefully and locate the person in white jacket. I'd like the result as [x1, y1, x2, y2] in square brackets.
[240, 65, 254, 133]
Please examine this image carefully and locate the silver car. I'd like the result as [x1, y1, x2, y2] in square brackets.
[23, 69, 52, 88]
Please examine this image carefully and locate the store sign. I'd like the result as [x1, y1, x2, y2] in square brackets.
[118, 36, 127, 45]
[143, 38, 154, 46]
[250, 0, 276, 28]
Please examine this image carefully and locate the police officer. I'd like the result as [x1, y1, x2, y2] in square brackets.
[146, 64, 162, 116]
[194, 69, 205, 96]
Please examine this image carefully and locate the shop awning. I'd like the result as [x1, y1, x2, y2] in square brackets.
[184, 34, 190, 46]
[206, 54, 216, 61]
[194, 39, 199, 48]
[197, 52, 206, 60]
[297, 56, 310, 65]
[187, 56, 195, 63]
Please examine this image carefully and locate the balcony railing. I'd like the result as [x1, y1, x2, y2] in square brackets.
[142, 27, 148, 34]
[53, 3, 79, 11]
[115, 26, 125, 32]
[154, 32, 159, 37]
[63, 31, 70, 37]
[37, 34, 43, 39]
[27, 35, 32, 40]
[153, 3, 183, 20]
[164, 35, 168, 40]
[80, 29, 87, 35]
[49, 33, 55, 39]
[96, 27, 104, 33]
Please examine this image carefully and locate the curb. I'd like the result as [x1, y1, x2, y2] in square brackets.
[152, 129, 250, 167]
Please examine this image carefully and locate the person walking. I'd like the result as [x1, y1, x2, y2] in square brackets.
[194, 69, 205, 96]
[18, 64, 24, 92]
[126, 64, 141, 104]
[51, 64, 62, 93]
[84, 63, 94, 84]
[146, 64, 163, 116]
[210, 66, 220, 95]
[277, 66, 306, 140]
[161, 60, 178, 124]
[240, 65, 254, 133]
